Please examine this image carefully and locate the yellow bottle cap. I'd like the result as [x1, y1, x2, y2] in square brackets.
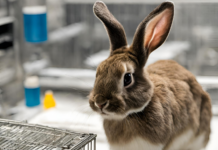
[43, 90, 56, 110]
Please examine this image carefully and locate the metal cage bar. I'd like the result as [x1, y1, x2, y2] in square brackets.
[0, 119, 97, 150]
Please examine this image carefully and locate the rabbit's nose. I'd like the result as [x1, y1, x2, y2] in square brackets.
[94, 94, 108, 109]
[95, 101, 108, 109]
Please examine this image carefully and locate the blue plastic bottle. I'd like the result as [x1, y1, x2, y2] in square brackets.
[24, 76, 40, 107]
[23, 5, 48, 43]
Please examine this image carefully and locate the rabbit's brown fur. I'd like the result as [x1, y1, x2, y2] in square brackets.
[103, 59, 211, 149]
[89, 1, 212, 150]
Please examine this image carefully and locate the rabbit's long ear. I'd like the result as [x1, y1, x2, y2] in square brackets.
[131, 2, 174, 67]
[93, 1, 127, 51]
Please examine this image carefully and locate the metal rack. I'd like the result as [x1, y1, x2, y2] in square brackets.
[0, 119, 96, 150]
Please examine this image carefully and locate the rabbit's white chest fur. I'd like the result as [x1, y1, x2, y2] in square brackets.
[166, 129, 206, 150]
[109, 137, 163, 150]
[109, 129, 206, 150]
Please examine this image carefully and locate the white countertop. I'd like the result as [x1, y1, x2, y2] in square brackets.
[17, 92, 218, 150]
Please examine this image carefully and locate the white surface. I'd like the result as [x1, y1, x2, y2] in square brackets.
[49, 23, 85, 42]
[39, 68, 218, 91]
[85, 50, 109, 67]
[28, 92, 218, 150]
[212, 105, 218, 116]
[0, 16, 13, 26]
[196, 76, 218, 89]
[24, 59, 49, 74]
[40, 77, 94, 90]
[39, 68, 96, 78]
[85, 41, 190, 67]
[11, 103, 42, 121]
[29, 92, 109, 150]
[39, 68, 96, 90]
[147, 41, 190, 66]
[110, 137, 163, 150]
[0, 68, 15, 86]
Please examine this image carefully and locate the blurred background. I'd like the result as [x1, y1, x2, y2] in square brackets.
[0, 0, 218, 149]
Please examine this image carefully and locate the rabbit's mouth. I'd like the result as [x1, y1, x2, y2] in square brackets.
[98, 103, 127, 120]
[101, 111, 108, 115]
[99, 108, 108, 115]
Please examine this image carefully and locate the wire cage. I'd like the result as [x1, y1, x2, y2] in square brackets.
[0, 119, 97, 150]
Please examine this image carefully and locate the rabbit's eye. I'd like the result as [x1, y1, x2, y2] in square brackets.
[124, 73, 132, 87]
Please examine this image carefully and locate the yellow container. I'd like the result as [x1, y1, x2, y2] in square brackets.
[43, 90, 56, 109]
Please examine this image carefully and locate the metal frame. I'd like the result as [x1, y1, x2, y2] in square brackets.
[0, 119, 97, 150]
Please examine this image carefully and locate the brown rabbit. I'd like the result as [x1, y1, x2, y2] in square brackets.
[89, 1, 212, 150]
